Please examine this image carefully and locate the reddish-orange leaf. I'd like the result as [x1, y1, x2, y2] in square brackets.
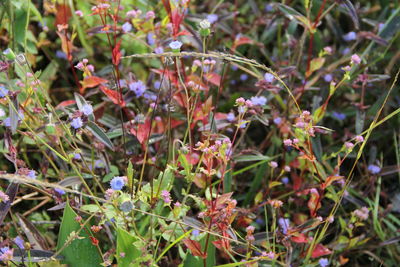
[307, 188, 321, 217]
[99, 85, 126, 107]
[56, 100, 76, 109]
[321, 175, 344, 190]
[55, 4, 72, 26]
[205, 73, 221, 87]
[183, 239, 207, 259]
[112, 40, 122, 66]
[175, 30, 192, 37]
[311, 244, 332, 258]
[81, 76, 108, 91]
[291, 233, 309, 243]
[231, 36, 254, 51]
[129, 119, 151, 146]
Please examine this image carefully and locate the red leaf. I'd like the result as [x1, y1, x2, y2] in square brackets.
[55, 4, 72, 26]
[171, 10, 184, 37]
[307, 188, 321, 217]
[175, 30, 192, 37]
[56, 100, 76, 109]
[311, 244, 332, 258]
[81, 76, 108, 92]
[291, 233, 309, 243]
[321, 175, 344, 190]
[129, 119, 151, 146]
[205, 73, 221, 87]
[183, 239, 207, 259]
[99, 85, 125, 107]
[112, 40, 122, 66]
[231, 36, 254, 51]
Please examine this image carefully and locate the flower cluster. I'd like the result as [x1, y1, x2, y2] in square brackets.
[353, 207, 369, 221]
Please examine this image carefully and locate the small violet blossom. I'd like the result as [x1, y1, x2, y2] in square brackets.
[154, 46, 164, 54]
[169, 40, 183, 50]
[278, 218, 290, 235]
[0, 85, 9, 98]
[343, 31, 357, 42]
[0, 191, 9, 202]
[161, 190, 172, 204]
[273, 117, 282, 125]
[75, 10, 83, 17]
[110, 176, 126, 190]
[122, 22, 132, 33]
[129, 80, 146, 97]
[250, 96, 267, 106]
[264, 73, 274, 83]
[226, 112, 235, 122]
[351, 54, 361, 65]
[323, 74, 333, 82]
[82, 104, 93, 116]
[0, 247, 13, 262]
[319, 258, 329, 267]
[147, 32, 155, 46]
[71, 117, 83, 129]
[55, 188, 66, 195]
[368, 164, 381, 174]
[206, 14, 218, 24]
[14, 236, 24, 249]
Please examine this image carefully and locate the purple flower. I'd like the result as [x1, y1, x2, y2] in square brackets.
[323, 74, 333, 82]
[147, 32, 155, 46]
[154, 46, 164, 54]
[250, 96, 267, 106]
[55, 50, 68, 59]
[0, 108, 4, 117]
[82, 104, 93, 116]
[75, 10, 83, 17]
[231, 65, 238, 71]
[206, 14, 218, 24]
[122, 22, 132, 33]
[281, 177, 289, 184]
[27, 170, 36, 179]
[110, 176, 126, 190]
[129, 80, 146, 97]
[3, 117, 11, 128]
[0, 85, 9, 98]
[368, 164, 381, 174]
[0, 191, 9, 202]
[319, 258, 329, 267]
[278, 218, 290, 235]
[73, 153, 81, 160]
[351, 54, 361, 65]
[240, 74, 248, 81]
[14, 236, 24, 249]
[332, 111, 346, 121]
[273, 117, 282, 125]
[71, 117, 83, 129]
[343, 31, 357, 42]
[192, 229, 200, 237]
[342, 47, 351, 55]
[161, 190, 172, 204]
[169, 40, 183, 50]
[265, 4, 273, 12]
[226, 112, 235, 122]
[55, 188, 66, 195]
[264, 73, 274, 83]
[0, 247, 13, 262]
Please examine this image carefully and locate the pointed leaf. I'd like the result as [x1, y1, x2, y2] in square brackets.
[86, 121, 114, 150]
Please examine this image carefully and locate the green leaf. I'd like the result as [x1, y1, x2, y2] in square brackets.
[86, 121, 114, 150]
[56, 202, 102, 267]
[15, 7, 28, 46]
[81, 204, 100, 213]
[234, 155, 270, 162]
[116, 227, 141, 267]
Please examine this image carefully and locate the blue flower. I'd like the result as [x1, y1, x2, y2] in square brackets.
[250, 96, 267, 106]
[281, 177, 289, 184]
[0, 85, 9, 98]
[226, 112, 235, 122]
[169, 40, 183, 50]
[324, 74, 333, 82]
[129, 80, 146, 97]
[14, 236, 24, 249]
[264, 73, 274, 83]
[55, 188, 66, 195]
[73, 153, 82, 160]
[55, 50, 67, 59]
[368, 164, 381, 174]
[278, 218, 290, 234]
[318, 258, 329, 267]
[110, 176, 126, 190]
[273, 117, 282, 125]
[192, 229, 200, 237]
[343, 31, 356, 42]
[154, 46, 164, 54]
[147, 32, 155, 46]
[82, 104, 93, 116]
[240, 74, 248, 81]
[122, 22, 132, 33]
[332, 111, 346, 121]
[27, 170, 36, 179]
[71, 117, 83, 129]
[206, 14, 218, 24]
[3, 117, 11, 128]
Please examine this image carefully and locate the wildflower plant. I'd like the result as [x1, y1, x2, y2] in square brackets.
[0, 0, 399, 266]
